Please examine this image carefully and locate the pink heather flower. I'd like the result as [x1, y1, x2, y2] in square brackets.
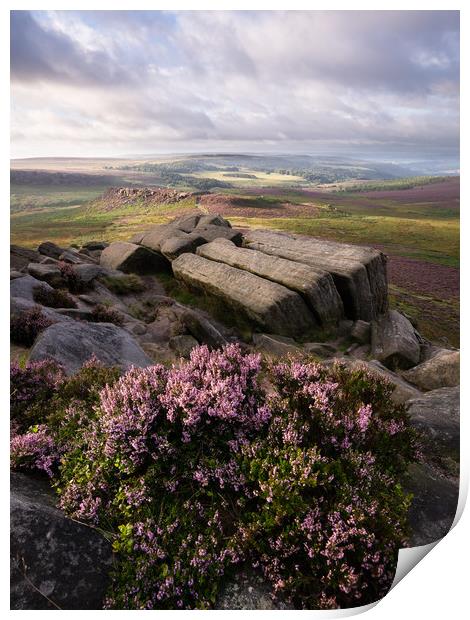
[357, 404, 373, 433]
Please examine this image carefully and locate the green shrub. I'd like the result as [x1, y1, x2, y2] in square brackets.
[100, 274, 146, 295]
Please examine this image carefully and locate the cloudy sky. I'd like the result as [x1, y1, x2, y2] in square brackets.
[10, 10, 460, 161]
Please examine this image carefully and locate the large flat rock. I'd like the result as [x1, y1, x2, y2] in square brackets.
[197, 238, 343, 326]
[11, 473, 113, 609]
[172, 253, 317, 337]
[29, 321, 153, 374]
[243, 229, 387, 321]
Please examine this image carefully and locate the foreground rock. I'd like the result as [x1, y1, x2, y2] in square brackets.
[370, 310, 421, 370]
[243, 229, 387, 321]
[29, 321, 153, 374]
[402, 349, 460, 391]
[217, 568, 290, 610]
[10, 473, 113, 610]
[172, 253, 316, 337]
[100, 242, 168, 274]
[407, 386, 460, 455]
[404, 463, 459, 547]
[197, 238, 343, 326]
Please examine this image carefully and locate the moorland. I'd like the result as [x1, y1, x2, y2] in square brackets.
[10, 154, 460, 346]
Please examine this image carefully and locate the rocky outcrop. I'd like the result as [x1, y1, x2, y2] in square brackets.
[197, 238, 343, 326]
[172, 253, 317, 337]
[11, 473, 113, 610]
[100, 242, 168, 274]
[29, 321, 153, 374]
[402, 349, 460, 391]
[243, 229, 387, 321]
[370, 310, 421, 370]
[139, 214, 239, 255]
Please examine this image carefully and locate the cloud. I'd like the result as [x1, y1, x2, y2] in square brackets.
[10, 10, 459, 159]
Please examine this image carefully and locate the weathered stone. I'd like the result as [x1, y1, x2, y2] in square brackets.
[404, 462, 459, 547]
[37, 241, 64, 260]
[253, 333, 301, 357]
[40, 257, 59, 265]
[73, 263, 106, 284]
[370, 310, 421, 370]
[140, 225, 186, 252]
[196, 214, 231, 229]
[11, 275, 54, 302]
[10, 270, 24, 279]
[197, 226, 243, 246]
[169, 334, 199, 358]
[350, 320, 371, 344]
[173, 213, 202, 233]
[172, 253, 316, 338]
[174, 307, 227, 349]
[243, 229, 387, 321]
[82, 241, 109, 251]
[26, 263, 64, 288]
[10, 473, 113, 610]
[10, 297, 73, 325]
[402, 350, 459, 391]
[100, 242, 168, 274]
[197, 238, 343, 326]
[29, 321, 153, 375]
[11, 245, 40, 270]
[407, 387, 459, 454]
[58, 250, 84, 265]
[160, 233, 207, 261]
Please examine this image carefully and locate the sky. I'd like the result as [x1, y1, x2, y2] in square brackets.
[10, 10, 460, 162]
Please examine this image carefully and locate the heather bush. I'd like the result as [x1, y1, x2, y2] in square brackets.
[86, 304, 125, 326]
[10, 356, 120, 473]
[33, 285, 77, 309]
[11, 359, 65, 431]
[10, 306, 53, 347]
[9, 347, 419, 610]
[59, 261, 85, 293]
